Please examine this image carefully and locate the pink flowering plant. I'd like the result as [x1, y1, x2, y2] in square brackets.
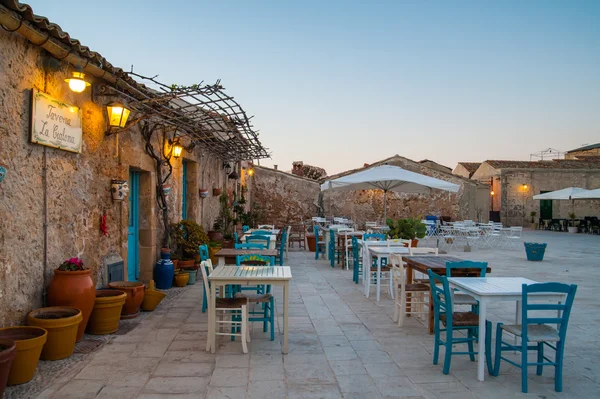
[58, 257, 86, 271]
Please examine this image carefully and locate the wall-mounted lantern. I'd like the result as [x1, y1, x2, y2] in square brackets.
[490, 190, 494, 196]
[107, 102, 131, 129]
[522, 183, 528, 191]
[228, 170, 239, 180]
[172, 138, 183, 159]
[223, 162, 232, 174]
[247, 167, 255, 176]
[65, 66, 90, 93]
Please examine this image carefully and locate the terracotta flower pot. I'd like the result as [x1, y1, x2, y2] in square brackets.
[141, 281, 167, 311]
[0, 327, 47, 385]
[27, 307, 82, 360]
[47, 269, 95, 342]
[173, 272, 189, 287]
[213, 188, 222, 196]
[107, 282, 145, 319]
[208, 230, 223, 242]
[178, 259, 195, 269]
[0, 339, 16, 397]
[87, 290, 127, 334]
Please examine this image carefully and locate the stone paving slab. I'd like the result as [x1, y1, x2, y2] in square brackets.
[10, 230, 600, 398]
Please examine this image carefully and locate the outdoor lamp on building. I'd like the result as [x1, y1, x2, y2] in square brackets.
[223, 162, 232, 174]
[106, 102, 131, 128]
[490, 190, 494, 196]
[522, 184, 528, 190]
[172, 139, 183, 159]
[65, 66, 91, 93]
[247, 167, 255, 176]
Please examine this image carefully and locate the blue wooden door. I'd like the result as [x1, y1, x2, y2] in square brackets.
[182, 161, 188, 220]
[127, 170, 140, 281]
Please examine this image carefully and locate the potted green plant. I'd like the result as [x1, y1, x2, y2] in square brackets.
[567, 212, 578, 234]
[530, 211, 537, 230]
[386, 217, 427, 247]
[170, 219, 210, 267]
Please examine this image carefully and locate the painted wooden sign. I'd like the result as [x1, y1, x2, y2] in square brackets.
[30, 89, 83, 153]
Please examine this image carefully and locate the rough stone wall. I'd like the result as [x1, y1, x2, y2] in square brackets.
[251, 166, 320, 226]
[251, 157, 488, 228]
[565, 147, 600, 160]
[501, 170, 600, 226]
[0, 30, 235, 326]
[452, 164, 472, 179]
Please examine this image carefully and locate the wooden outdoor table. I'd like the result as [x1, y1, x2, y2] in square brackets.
[208, 266, 292, 353]
[401, 255, 492, 333]
[215, 248, 278, 266]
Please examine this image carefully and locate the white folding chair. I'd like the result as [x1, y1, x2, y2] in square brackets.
[502, 226, 523, 249]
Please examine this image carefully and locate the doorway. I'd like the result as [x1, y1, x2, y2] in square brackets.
[127, 170, 140, 281]
[540, 191, 552, 220]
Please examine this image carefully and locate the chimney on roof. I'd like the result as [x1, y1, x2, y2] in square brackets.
[363, 163, 369, 168]
[292, 161, 303, 176]
[274, 165, 278, 170]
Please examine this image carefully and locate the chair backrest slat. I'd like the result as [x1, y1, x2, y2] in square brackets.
[522, 282, 577, 342]
[364, 233, 386, 241]
[236, 254, 275, 266]
[199, 260, 211, 300]
[235, 242, 266, 249]
[245, 235, 271, 248]
[446, 260, 488, 277]
[199, 244, 209, 261]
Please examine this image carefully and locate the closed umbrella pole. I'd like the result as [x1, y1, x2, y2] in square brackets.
[383, 190, 387, 222]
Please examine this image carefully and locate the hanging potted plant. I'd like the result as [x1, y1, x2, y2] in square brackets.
[386, 217, 427, 248]
[27, 307, 82, 360]
[213, 187, 222, 196]
[0, 338, 16, 396]
[199, 188, 209, 198]
[47, 257, 95, 342]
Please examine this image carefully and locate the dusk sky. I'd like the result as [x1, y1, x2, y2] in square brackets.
[28, 0, 599, 175]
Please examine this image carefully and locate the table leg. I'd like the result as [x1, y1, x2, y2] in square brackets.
[406, 267, 413, 316]
[283, 281, 289, 354]
[325, 240, 330, 261]
[218, 257, 225, 267]
[209, 282, 217, 353]
[477, 299, 487, 382]
[376, 258, 381, 302]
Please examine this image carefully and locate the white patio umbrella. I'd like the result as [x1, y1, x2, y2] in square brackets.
[570, 188, 600, 199]
[532, 187, 590, 200]
[320, 165, 460, 220]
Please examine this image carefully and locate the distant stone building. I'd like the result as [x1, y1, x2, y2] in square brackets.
[453, 162, 482, 179]
[564, 143, 600, 160]
[418, 159, 452, 173]
[470, 160, 600, 226]
[252, 156, 490, 226]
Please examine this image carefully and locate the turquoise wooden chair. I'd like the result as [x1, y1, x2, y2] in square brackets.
[352, 236, 362, 284]
[363, 233, 386, 241]
[235, 242, 266, 249]
[428, 270, 480, 375]
[199, 244, 209, 262]
[446, 261, 488, 313]
[233, 253, 276, 340]
[486, 282, 577, 393]
[251, 230, 271, 235]
[314, 226, 326, 260]
[276, 231, 287, 266]
[245, 235, 271, 248]
[242, 225, 250, 232]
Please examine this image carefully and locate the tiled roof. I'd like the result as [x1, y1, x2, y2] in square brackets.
[485, 159, 600, 170]
[566, 143, 600, 153]
[1, 0, 142, 90]
[457, 162, 481, 174]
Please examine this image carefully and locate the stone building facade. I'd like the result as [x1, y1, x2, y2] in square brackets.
[0, 8, 257, 326]
[564, 143, 600, 160]
[471, 160, 600, 226]
[252, 155, 490, 227]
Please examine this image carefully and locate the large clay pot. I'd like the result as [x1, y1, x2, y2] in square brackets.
[27, 307, 82, 360]
[107, 281, 145, 319]
[141, 280, 167, 311]
[173, 272, 189, 287]
[0, 338, 16, 396]
[0, 327, 47, 385]
[47, 269, 95, 342]
[87, 290, 127, 334]
[306, 234, 316, 252]
[178, 259, 195, 269]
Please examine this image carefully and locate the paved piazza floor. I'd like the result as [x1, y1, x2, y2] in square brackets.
[29, 231, 600, 398]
